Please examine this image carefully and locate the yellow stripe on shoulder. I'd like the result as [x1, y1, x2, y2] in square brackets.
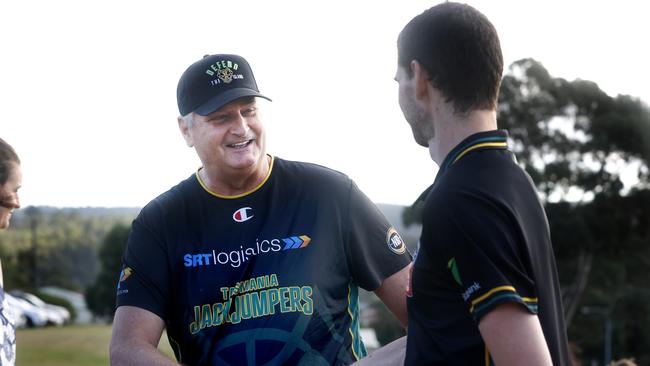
[452, 142, 508, 164]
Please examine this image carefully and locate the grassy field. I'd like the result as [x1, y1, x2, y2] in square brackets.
[16, 324, 174, 366]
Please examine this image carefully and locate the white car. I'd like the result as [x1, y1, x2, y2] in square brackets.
[38, 286, 92, 324]
[5, 293, 48, 328]
[9, 291, 70, 326]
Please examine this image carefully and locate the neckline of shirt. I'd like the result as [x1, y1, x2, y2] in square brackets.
[414, 130, 510, 205]
[195, 155, 275, 199]
[440, 129, 509, 173]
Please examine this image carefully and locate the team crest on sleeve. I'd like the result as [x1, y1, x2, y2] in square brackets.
[117, 267, 133, 294]
[119, 267, 133, 282]
[386, 227, 406, 254]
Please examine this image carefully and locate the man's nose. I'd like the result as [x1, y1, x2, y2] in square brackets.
[231, 114, 250, 136]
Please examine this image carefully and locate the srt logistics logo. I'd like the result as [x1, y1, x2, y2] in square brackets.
[183, 235, 312, 268]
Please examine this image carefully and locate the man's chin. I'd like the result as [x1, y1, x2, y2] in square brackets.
[413, 135, 429, 148]
[226, 153, 263, 171]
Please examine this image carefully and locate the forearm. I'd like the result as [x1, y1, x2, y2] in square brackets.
[478, 302, 553, 366]
[110, 306, 179, 366]
[374, 265, 410, 327]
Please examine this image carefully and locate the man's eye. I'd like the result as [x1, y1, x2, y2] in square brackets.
[211, 115, 228, 123]
[243, 108, 256, 115]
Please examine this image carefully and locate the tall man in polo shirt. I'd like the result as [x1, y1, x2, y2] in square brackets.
[394, 3, 570, 365]
[109, 54, 411, 365]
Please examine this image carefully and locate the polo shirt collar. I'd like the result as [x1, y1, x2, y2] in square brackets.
[439, 129, 509, 174]
[414, 129, 510, 205]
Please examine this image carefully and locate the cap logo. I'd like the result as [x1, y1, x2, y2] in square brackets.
[205, 60, 246, 85]
[205, 60, 245, 86]
[205, 60, 239, 75]
[217, 68, 234, 83]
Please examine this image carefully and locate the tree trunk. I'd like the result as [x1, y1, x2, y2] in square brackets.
[563, 249, 593, 326]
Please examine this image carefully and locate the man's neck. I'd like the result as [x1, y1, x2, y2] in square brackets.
[199, 155, 271, 196]
[428, 109, 498, 166]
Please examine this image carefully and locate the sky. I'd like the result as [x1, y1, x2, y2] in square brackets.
[1, 0, 649, 208]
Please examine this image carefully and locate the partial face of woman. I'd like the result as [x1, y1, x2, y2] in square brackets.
[0, 163, 22, 230]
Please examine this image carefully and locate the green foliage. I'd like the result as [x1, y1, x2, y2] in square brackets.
[0, 206, 137, 292]
[401, 199, 425, 228]
[547, 190, 650, 364]
[86, 224, 131, 319]
[498, 59, 650, 364]
[499, 58, 650, 199]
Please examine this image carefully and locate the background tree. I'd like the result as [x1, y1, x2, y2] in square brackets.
[498, 58, 650, 364]
[86, 223, 130, 319]
[0, 207, 137, 291]
[499, 58, 649, 200]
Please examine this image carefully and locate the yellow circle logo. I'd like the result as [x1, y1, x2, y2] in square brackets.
[386, 227, 406, 254]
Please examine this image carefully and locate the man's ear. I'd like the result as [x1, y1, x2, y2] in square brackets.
[178, 115, 194, 147]
[410, 60, 429, 102]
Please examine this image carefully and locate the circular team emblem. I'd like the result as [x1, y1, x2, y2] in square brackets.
[386, 227, 406, 254]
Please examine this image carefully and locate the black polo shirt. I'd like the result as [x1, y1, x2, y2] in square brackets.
[405, 130, 570, 365]
[116, 156, 412, 366]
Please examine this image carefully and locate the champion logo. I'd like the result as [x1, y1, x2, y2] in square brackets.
[233, 207, 254, 222]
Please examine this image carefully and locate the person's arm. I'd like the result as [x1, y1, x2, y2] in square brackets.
[374, 265, 410, 327]
[110, 306, 179, 366]
[478, 302, 553, 366]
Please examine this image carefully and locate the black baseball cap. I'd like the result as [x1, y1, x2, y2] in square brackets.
[176, 54, 271, 116]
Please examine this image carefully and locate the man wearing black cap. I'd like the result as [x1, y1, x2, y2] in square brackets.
[109, 54, 411, 365]
[394, 3, 570, 366]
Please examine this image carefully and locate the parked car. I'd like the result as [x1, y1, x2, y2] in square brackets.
[5, 293, 48, 328]
[39, 286, 92, 324]
[10, 290, 71, 326]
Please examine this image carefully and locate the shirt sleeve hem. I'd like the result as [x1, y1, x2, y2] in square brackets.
[470, 288, 538, 321]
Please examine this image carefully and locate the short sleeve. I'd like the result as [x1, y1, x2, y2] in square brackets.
[430, 191, 538, 322]
[345, 181, 412, 291]
[115, 206, 171, 320]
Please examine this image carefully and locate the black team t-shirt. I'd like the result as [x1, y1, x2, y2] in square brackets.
[116, 156, 411, 366]
[405, 130, 570, 366]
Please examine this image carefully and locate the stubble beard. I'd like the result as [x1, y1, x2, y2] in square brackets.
[407, 106, 433, 148]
